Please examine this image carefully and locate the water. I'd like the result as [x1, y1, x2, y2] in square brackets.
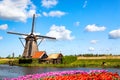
[0, 64, 120, 79]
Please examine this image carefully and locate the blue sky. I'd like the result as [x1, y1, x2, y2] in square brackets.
[0, 0, 120, 57]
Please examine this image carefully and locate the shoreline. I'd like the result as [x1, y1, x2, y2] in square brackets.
[0, 57, 120, 68]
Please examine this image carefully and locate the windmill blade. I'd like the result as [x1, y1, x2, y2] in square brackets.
[19, 37, 25, 39]
[7, 31, 29, 36]
[19, 37, 25, 48]
[36, 35, 56, 39]
[38, 38, 44, 46]
[31, 14, 35, 34]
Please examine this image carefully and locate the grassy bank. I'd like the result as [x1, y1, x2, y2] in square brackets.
[18, 58, 120, 68]
[0, 58, 18, 64]
[71, 59, 120, 68]
[0, 59, 12, 64]
[0, 57, 120, 68]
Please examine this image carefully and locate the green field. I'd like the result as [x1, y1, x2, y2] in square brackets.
[17, 59, 120, 68]
[0, 56, 120, 68]
[71, 59, 120, 68]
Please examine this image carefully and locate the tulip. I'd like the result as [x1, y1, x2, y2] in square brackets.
[4, 70, 120, 80]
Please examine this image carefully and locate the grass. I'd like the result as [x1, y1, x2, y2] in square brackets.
[17, 58, 120, 68]
[77, 56, 120, 59]
[0, 59, 11, 64]
[71, 59, 120, 68]
[0, 57, 120, 68]
[0, 58, 18, 64]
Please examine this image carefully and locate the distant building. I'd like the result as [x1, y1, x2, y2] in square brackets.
[45, 53, 63, 64]
[32, 52, 63, 64]
[32, 51, 48, 59]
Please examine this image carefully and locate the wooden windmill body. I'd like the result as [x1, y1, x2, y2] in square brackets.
[7, 14, 56, 58]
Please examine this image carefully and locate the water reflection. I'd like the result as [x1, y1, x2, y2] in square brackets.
[0, 65, 120, 79]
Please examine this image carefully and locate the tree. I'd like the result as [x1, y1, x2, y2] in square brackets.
[6, 54, 11, 58]
[12, 52, 15, 58]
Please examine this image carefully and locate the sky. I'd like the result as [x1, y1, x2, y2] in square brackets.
[0, 0, 120, 57]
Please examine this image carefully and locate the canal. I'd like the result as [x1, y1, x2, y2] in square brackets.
[0, 64, 120, 79]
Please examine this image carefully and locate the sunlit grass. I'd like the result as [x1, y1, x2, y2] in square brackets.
[0, 57, 120, 68]
[71, 59, 120, 68]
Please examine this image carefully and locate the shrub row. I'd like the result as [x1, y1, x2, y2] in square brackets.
[19, 58, 32, 64]
[19, 58, 39, 64]
[62, 55, 77, 64]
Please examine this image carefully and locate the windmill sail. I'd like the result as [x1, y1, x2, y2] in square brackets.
[7, 31, 28, 36]
[36, 35, 56, 39]
[31, 14, 35, 35]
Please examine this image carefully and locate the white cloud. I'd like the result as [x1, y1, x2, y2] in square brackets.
[109, 29, 120, 39]
[33, 32, 40, 35]
[0, 0, 37, 22]
[83, 0, 87, 8]
[41, 0, 58, 8]
[85, 24, 106, 32]
[0, 36, 3, 40]
[27, 10, 36, 18]
[88, 47, 95, 51]
[42, 11, 66, 17]
[0, 24, 8, 30]
[22, 32, 41, 38]
[90, 40, 98, 44]
[46, 24, 75, 40]
[43, 12, 48, 16]
[74, 21, 80, 26]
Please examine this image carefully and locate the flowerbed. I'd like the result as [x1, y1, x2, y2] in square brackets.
[4, 70, 120, 80]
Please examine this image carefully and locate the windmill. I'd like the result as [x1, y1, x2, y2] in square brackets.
[7, 14, 56, 58]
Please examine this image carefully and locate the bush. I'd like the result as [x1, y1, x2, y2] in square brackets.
[62, 55, 77, 64]
[32, 59, 39, 63]
[19, 58, 32, 64]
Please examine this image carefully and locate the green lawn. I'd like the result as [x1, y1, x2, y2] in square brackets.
[0, 58, 120, 68]
[71, 59, 120, 68]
